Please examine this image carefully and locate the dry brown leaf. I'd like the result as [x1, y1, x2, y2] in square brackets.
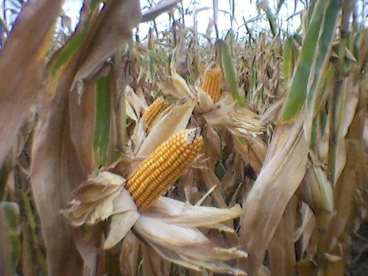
[260, 97, 284, 124]
[69, 81, 97, 174]
[135, 215, 247, 275]
[297, 203, 317, 258]
[31, 86, 86, 275]
[199, 169, 227, 208]
[0, 0, 63, 166]
[146, 196, 242, 231]
[203, 126, 222, 169]
[201, 95, 264, 138]
[240, 115, 308, 275]
[142, 243, 171, 276]
[104, 210, 139, 249]
[125, 85, 147, 122]
[119, 232, 140, 276]
[136, 100, 195, 157]
[233, 135, 266, 173]
[322, 118, 366, 252]
[302, 162, 334, 213]
[31, 1, 141, 274]
[74, 226, 103, 276]
[268, 197, 297, 276]
[170, 70, 197, 99]
[297, 260, 316, 276]
[332, 77, 359, 183]
[71, 0, 142, 90]
[62, 172, 125, 226]
[104, 189, 139, 249]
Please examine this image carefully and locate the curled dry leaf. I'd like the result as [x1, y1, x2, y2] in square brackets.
[31, 91, 86, 275]
[104, 210, 139, 249]
[170, 69, 197, 99]
[31, 74, 99, 275]
[71, 0, 142, 91]
[62, 171, 125, 226]
[233, 135, 267, 173]
[200, 94, 264, 138]
[135, 214, 247, 275]
[0, 0, 63, 166]
[65, 184, 247, 274]
[199, 168, 228, 208]
[240, 115, 308, 275]
[203, 125, 222, 169]
[31, 1, 142, 274]
[125, 85, 147, 122]
[196, 88, 267, 173]
[136, 100, 195, 157]
[196, 87, 217, 111]
[103, 188, 139, 249]
[146, 196, 242, 232]
[302, 162, 334, 213]
[295, 203, 316, 255]
[322, 111, 367, 252]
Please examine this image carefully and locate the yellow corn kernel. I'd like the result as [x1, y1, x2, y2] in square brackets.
[126, 128, 203, 209]
[201, 66, 223, 103]
[142, 97, 169, 130]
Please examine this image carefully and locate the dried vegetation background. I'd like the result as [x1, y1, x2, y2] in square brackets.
[0, 0, 368, 275]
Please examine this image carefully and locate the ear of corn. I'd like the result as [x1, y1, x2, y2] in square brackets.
[201, 66, 223, 103]
[126, 128, 203, 209]
[142, 97, 169, 130]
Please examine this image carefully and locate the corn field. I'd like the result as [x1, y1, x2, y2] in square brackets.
[0, 0, 367, 275]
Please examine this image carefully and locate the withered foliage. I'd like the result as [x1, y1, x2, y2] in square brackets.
[0, 0, 368, 276]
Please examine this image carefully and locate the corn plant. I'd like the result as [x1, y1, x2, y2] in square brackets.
[0, 0, 367, 276]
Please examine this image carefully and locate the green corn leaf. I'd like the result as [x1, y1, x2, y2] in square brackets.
[217, 39, 245, 107]
[49, 0, 104, 76]
[306, 0, 341, 106]
[50, 32, 87, 76]
[264, 6, 277, 37]
[282, 36, 298, 81]
[313, 64, 335, 115]
[257, 1, 278, 37]
[94, 74, 112, 166]
[280, 0, 340, 122]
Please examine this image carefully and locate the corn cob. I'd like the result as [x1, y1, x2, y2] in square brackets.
[201, 66, 223, 103]
[126, 128, 203, 209]
[142, 97, 169, 130]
